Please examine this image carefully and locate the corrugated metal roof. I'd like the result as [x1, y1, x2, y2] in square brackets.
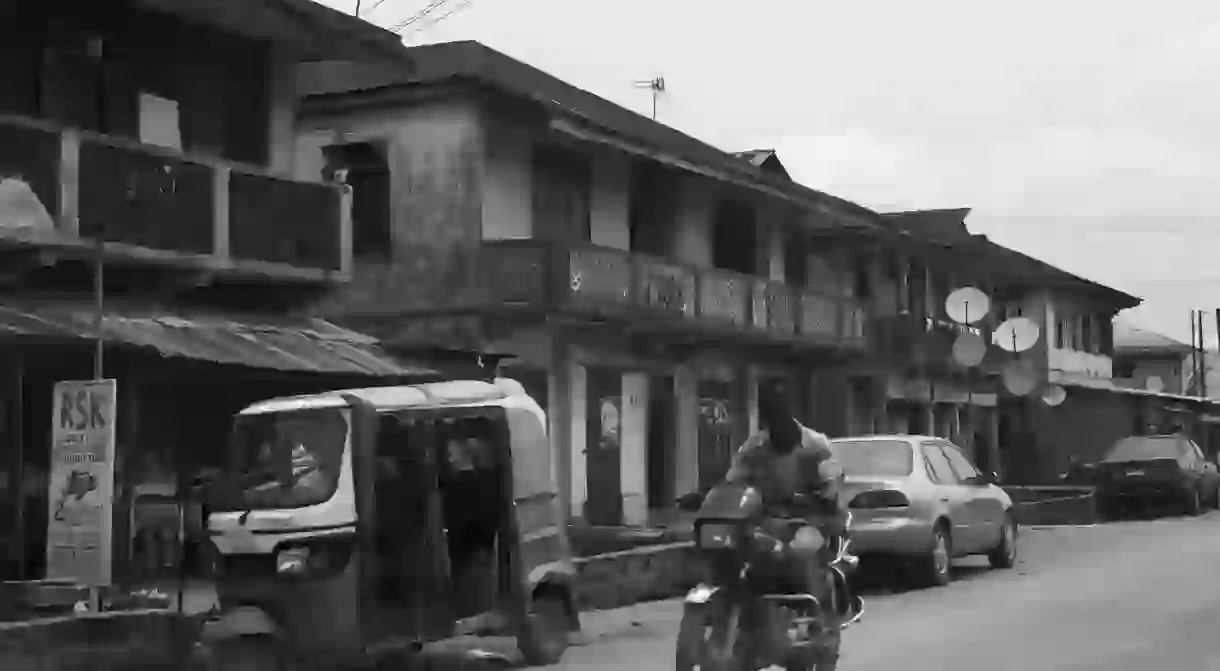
[0, 300, 437, 378]
[1113, 321, 1192, 353]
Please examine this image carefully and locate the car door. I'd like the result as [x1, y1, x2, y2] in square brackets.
[940, 442, 1005, 549]
[919, 441, 980, 554]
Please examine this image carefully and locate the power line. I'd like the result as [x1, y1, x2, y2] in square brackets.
[362, 0, 394, 15]
[401, 0, 473, 37]
[390, 0, 449, 33]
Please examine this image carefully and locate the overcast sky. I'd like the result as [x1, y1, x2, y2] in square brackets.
[320, 0, 1220, 345]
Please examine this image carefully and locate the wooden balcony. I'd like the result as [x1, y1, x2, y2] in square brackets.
[0, 115, 351, 283]
[476, 240, 867, 348]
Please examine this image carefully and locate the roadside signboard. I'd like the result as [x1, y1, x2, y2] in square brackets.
[45, 379, 117, 587]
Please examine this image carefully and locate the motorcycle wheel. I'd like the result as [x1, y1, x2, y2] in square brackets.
[675, 603, 745, 671]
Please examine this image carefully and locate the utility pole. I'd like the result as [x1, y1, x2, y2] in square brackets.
[1191, 311, 1199, 396]
[1199, 309, 1209, 398]
[633, 76, 666, 120]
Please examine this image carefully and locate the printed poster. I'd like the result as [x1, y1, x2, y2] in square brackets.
[45, 379, 117, 587]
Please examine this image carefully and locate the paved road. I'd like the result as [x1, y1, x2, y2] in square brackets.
[542, 513, 1220, 670]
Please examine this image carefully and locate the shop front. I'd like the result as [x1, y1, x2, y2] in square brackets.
[0, 299, 437, 584]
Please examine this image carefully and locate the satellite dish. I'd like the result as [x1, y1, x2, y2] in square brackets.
[944, 287, 991, 325]
[993, 317, 1041, 353]
[952, 332, 987, 367]
[1145, 376, 1165, 393]
[1001, 359, 1039, 396]
[1042, 384, 1067, 407]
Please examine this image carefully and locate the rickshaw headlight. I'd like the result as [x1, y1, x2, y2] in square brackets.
[276, 547, 311, 576]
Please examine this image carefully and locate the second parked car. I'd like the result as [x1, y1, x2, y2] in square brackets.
[1093, 433, 1220, 519]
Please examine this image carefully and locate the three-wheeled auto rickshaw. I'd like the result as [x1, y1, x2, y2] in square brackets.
[199, 378, 579, 669]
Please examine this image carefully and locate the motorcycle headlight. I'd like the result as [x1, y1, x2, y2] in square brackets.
[276, 547, 311, 576]
[698, 523, 739, 549]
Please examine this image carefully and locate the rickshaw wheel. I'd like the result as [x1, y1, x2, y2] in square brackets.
[517, 593, 571, 666]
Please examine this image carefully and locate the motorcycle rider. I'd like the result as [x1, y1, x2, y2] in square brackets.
[723, 382, 849, 614]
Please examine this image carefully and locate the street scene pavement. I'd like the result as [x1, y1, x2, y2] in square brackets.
[540, 513, 1220, 671]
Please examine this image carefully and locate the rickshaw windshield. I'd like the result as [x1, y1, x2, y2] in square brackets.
[210, 408, 349, 512]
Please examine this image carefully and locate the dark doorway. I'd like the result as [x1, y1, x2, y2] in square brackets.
[323, 142, 391, 261]
[697, 380, 734, 492]
[645, 375, 674, 511]
[584, 367, 622, 525]
[711, 200, 758, 276]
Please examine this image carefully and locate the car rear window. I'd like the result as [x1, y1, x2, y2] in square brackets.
[830, 439, 914, 477]
[1105, 436, 1186, 462]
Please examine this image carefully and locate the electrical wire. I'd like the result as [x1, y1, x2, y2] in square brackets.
[363, 0, 394, 15]
[404, 0, 473, 35]
[390, 0, 450, 33]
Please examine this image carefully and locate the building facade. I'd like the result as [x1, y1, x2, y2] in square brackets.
[0, 0, 421, 581]
[294, 41, 881, 526]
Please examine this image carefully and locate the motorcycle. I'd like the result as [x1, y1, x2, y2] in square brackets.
[674, 483, 864, 671]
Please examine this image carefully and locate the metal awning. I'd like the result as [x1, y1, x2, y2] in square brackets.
[0, 300, 438, 378]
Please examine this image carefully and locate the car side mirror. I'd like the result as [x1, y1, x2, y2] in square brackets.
[968, 471, 999, 485]
[675, 491, 706, 512]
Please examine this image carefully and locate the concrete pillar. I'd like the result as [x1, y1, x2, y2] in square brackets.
[674, 364, 700, 496]
[569, 362, 588, 520]
[746, 366, 760, 436]
[767, 222, 786, 282]
[547, 339, 572, 517]
[730, 365, 751, 449]
[620, 372, 649, 526]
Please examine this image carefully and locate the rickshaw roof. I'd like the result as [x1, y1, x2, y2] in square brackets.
[238, 378, 531, 415]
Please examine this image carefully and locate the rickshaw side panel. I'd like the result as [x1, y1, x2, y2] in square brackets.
[503, 402, 580, 630]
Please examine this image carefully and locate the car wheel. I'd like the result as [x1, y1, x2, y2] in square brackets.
[1096, 496, 1122, 522]
[1186, 487, 1202, 517]
[988, 514, 1018, 569]
[518, 591, 571, 666]
[912, 523, 952, 588]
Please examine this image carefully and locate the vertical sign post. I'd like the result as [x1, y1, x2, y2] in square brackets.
[45, 379, 117, 590]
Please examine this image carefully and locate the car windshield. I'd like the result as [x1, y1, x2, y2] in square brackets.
[830, 439, 914, 477]
[1105, 436, 1186, 462]
[211, 408, 349, 512]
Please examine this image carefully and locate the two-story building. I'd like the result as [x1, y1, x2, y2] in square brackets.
[1111, 322, 1220, 453]
[0, 0, 431, 580]
[1112, 323, 1195, 394]
[810, 206, 1150, 483]
[294, 41, 880, 527]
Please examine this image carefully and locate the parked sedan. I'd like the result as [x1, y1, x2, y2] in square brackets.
[829, 435, 1017, 588]
[1093, 434, 1220, 518]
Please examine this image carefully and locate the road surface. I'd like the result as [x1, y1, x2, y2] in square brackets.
[542, 513, 1220, 670]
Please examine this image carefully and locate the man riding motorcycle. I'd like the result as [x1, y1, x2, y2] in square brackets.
[723, 383, 850, 624]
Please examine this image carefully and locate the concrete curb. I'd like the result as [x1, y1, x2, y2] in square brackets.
[0, 609, 201, 670]
[573, 542, 696, 611]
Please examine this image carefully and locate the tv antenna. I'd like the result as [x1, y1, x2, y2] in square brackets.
[633, 76, 666, 120]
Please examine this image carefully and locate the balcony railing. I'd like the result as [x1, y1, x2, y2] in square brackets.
[477, 240, 866, 347]
[0, 115, 351, 282]
[871, 313, 1009, 371]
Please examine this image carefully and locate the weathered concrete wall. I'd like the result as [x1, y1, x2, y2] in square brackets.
[301, 98, 487, 318]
